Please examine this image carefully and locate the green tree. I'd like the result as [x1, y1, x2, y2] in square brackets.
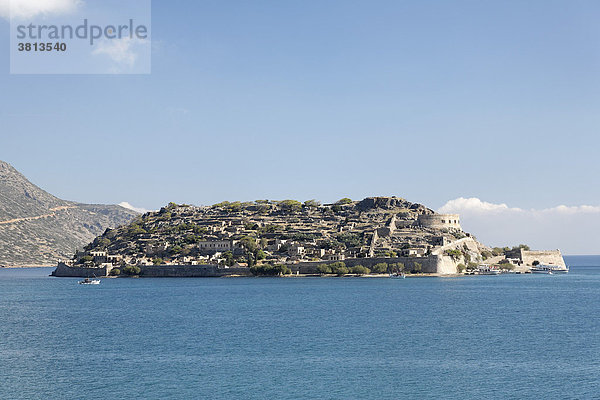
[372, 263, 389, 274]
[411, 262, 422, 274]
[222, 252, 234, 266]
[278, 200, 303, 213]
[256, 250, 267, 260]
[123, 265, 141, 276]
[110, 268, 121, 276]
[79, 255, 93, 264]
[152, 258, 164, 265]
[351, 265, 371, 275]
[336, 198, 353, 205]
[499, 260, 515, 270]
[334, 266, 349, 276]
[303, 199, 321, 208]
[250, 264, 291, 276]
[316, 264, 332, 274]
[336, 232, 362, 248]
[492, 247, 505, 256]
[169, 245, 183, 255]
[239, 236, 258, 253]
[444, 249, 462, 261]
[457, 263, 466, 273]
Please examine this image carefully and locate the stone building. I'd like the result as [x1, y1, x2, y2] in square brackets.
[198, 240, 237, 253]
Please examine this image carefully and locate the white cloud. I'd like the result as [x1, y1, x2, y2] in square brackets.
[92, 37, 149, 72]
[0, 0, 81, 20]
[92, 38, 138, 67]
[439, 197, 522, 213]
[118, 202, 150, 214]
[439, 197, 600, 255]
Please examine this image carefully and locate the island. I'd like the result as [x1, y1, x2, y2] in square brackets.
[52, 196, 567, 278]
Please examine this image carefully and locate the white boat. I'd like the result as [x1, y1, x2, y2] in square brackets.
[79, 277, 101, 285]
[389, 273, 406, 279]
[530, 264, 569, 274]
[477, 265, 501, 275]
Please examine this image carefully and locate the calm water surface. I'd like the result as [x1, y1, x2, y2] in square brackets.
[1, 257, 599, 399]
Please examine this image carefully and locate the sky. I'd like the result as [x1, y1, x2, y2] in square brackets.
[0, 0, 599, 253]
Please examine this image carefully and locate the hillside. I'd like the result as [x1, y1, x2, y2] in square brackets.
[78, 197, 489, 269]
[0, 160, 139, 266]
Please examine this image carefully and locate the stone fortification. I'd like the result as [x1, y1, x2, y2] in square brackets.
[505, 249, 566, 268]
[51, 262, 252, 278]
[417, 214, 461, 230]
[290, 255, 458, 275]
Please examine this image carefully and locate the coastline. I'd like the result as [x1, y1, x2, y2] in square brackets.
[77, 272, 466, 279]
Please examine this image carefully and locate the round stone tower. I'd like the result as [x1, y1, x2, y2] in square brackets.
[417, 214, 461, 230]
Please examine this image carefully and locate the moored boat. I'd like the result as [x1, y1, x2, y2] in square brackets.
[79, 277, 101, 285]
[530, 264, 569, 274]
[477, 265, 501, 275]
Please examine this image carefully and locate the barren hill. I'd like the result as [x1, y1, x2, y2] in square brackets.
[0, 160, 138, 266]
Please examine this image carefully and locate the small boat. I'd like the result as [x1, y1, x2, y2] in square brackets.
[530, 264, 569, 274]
[389, 273, 406, 279]
[79, 277, 101, 285]
[477, 265, 501, 275]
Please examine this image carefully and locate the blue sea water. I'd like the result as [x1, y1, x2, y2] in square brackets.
[1, 258, 600, 399]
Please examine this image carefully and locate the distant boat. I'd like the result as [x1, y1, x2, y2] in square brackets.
[530, 264, 569, 274]
[78, 277, 100, 285]
[389, 273, 406, 279]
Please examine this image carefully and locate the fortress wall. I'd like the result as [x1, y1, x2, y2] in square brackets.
[53, 256, 462, 277]
[521, 250, 566, 268]
[51, 263, 253, 278]
[52, 262, 109, 277]
[436, 255, 462, 274]
[417, 214, 461, 230]
[140, 265, 252, 277]
[290, 256, 445, 274]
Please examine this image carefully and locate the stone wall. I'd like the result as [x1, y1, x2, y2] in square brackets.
[289, 255, 454, 274]
[506, 249, 566, 268]
[140, 265, 252, 277]
[52, 263, 109, 277]
[51, 262, 253, 278]
[53, 255, 463, 278]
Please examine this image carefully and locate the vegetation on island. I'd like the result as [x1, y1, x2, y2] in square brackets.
[65, 196, 535, 277]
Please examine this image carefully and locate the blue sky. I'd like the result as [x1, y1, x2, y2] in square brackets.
[1, 1, 599, 252]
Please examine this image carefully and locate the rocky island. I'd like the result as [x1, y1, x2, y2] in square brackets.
[52, 196, 566, 278]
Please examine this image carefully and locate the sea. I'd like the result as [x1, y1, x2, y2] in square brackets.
[1, 255, 599, 399]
